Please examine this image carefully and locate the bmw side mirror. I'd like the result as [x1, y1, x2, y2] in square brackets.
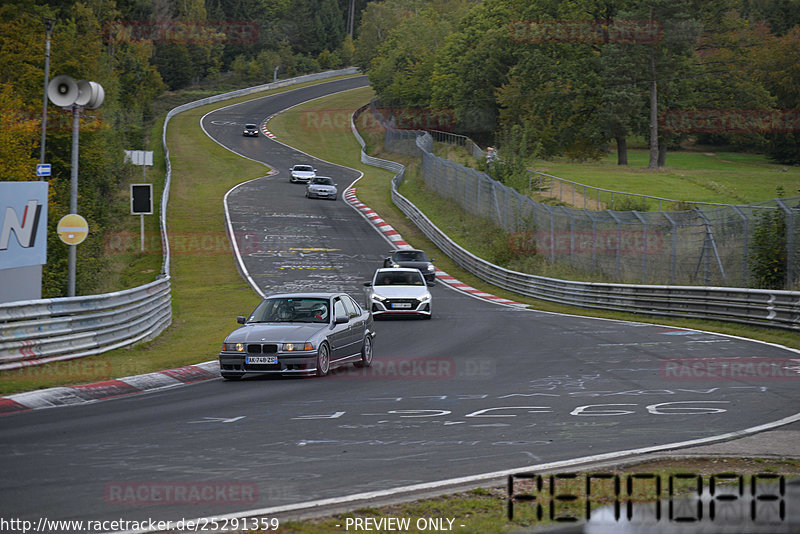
[237, 316, 246, 324]
[334, 315, 349, 324]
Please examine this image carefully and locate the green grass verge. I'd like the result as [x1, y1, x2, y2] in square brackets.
[532, 149, 799, 207]
[0, 75, 359, 395]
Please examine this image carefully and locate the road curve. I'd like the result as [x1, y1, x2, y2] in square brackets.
[0, 76, 798, 529]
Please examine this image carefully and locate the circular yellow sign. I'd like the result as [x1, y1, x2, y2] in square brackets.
[57, 214, 89, 245]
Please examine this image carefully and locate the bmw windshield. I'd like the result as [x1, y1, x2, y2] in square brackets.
[247, 298, 330, 323]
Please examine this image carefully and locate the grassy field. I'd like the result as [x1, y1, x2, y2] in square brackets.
[532, 149, 799, 206]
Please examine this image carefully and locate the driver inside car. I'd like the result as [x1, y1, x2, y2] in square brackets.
[311, 303, 328, 321]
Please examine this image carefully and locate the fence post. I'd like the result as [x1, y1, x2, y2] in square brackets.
[563, 207, 575, 265]
[607, 210, 622, 279]
[694, 208, 727, 286]
[662, 211, 678, 285]
[731, 205, 748, 287]
[776, 199, 795, 289]
[632, 211, 648, 283]
[583, 209, 598, 273]
[540, 204, 555, 263]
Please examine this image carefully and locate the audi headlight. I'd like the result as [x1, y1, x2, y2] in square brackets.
[417, 293, 431, 302]
[371, 293, 387, 302]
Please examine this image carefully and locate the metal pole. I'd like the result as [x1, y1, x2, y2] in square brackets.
[68, 105, 81, 297]
[39, 18, 55, 171]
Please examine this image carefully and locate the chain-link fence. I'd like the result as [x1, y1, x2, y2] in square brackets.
[383, 127, 800, 289]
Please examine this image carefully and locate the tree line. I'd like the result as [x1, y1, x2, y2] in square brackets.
[355, 0, 800, 171]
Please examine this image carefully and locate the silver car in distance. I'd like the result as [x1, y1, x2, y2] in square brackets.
[219, 293, 375, 379]
[305, 176, 338, 200]
[364, 268, 432, 319]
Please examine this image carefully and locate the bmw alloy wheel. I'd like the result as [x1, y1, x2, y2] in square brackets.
[316, 342, 330, 376]
[355, 336, 373, 368]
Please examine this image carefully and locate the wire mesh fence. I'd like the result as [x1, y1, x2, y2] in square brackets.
[383, 127, 800, 289]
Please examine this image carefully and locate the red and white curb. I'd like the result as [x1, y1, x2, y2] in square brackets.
[344, 188, 526, 307]
[261, 115, 277, 139]
[0, 361, 220, 416]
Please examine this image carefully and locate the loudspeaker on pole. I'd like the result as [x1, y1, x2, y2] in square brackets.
[76, 80, 104, 109]
[47, 74, 78, 107]
[48, 75, 105, 109]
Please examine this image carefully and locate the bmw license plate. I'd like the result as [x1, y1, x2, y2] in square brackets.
[392, 303, 412, 309]
[247, 356, 278, 364]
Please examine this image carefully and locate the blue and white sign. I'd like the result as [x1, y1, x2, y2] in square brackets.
[36, 163, 51, 177]
[0, 182, 49, 270]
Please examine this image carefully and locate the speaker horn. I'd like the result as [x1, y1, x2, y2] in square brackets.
[75, 80, 105, 109]
[47, 75, 78, 107]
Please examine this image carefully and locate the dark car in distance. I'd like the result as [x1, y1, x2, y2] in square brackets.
[219, 293, 375, 379]
[242, 123, 259, 136]
[383, 248, 436, 284]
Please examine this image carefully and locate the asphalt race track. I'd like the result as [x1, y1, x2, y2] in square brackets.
[1, 76, 798, 529]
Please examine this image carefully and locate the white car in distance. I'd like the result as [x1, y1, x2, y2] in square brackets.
[290, 164, 316, 183]
[364, 268, 432, 319]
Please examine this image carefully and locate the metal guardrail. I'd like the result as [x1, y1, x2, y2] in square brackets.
[0, 279, 171, 371]
[351, 107, 800, 332]
[0, 69, 360, 371]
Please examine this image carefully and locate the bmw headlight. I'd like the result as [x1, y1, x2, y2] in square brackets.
[427, 264, 435, 271]
[282, 342, 314, 351]
[223, 342, 246, 352]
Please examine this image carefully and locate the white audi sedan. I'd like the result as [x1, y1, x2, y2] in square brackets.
[364, 268, 432, 319]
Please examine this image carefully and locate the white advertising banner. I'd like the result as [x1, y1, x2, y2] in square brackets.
[0, 181, 49, 270]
